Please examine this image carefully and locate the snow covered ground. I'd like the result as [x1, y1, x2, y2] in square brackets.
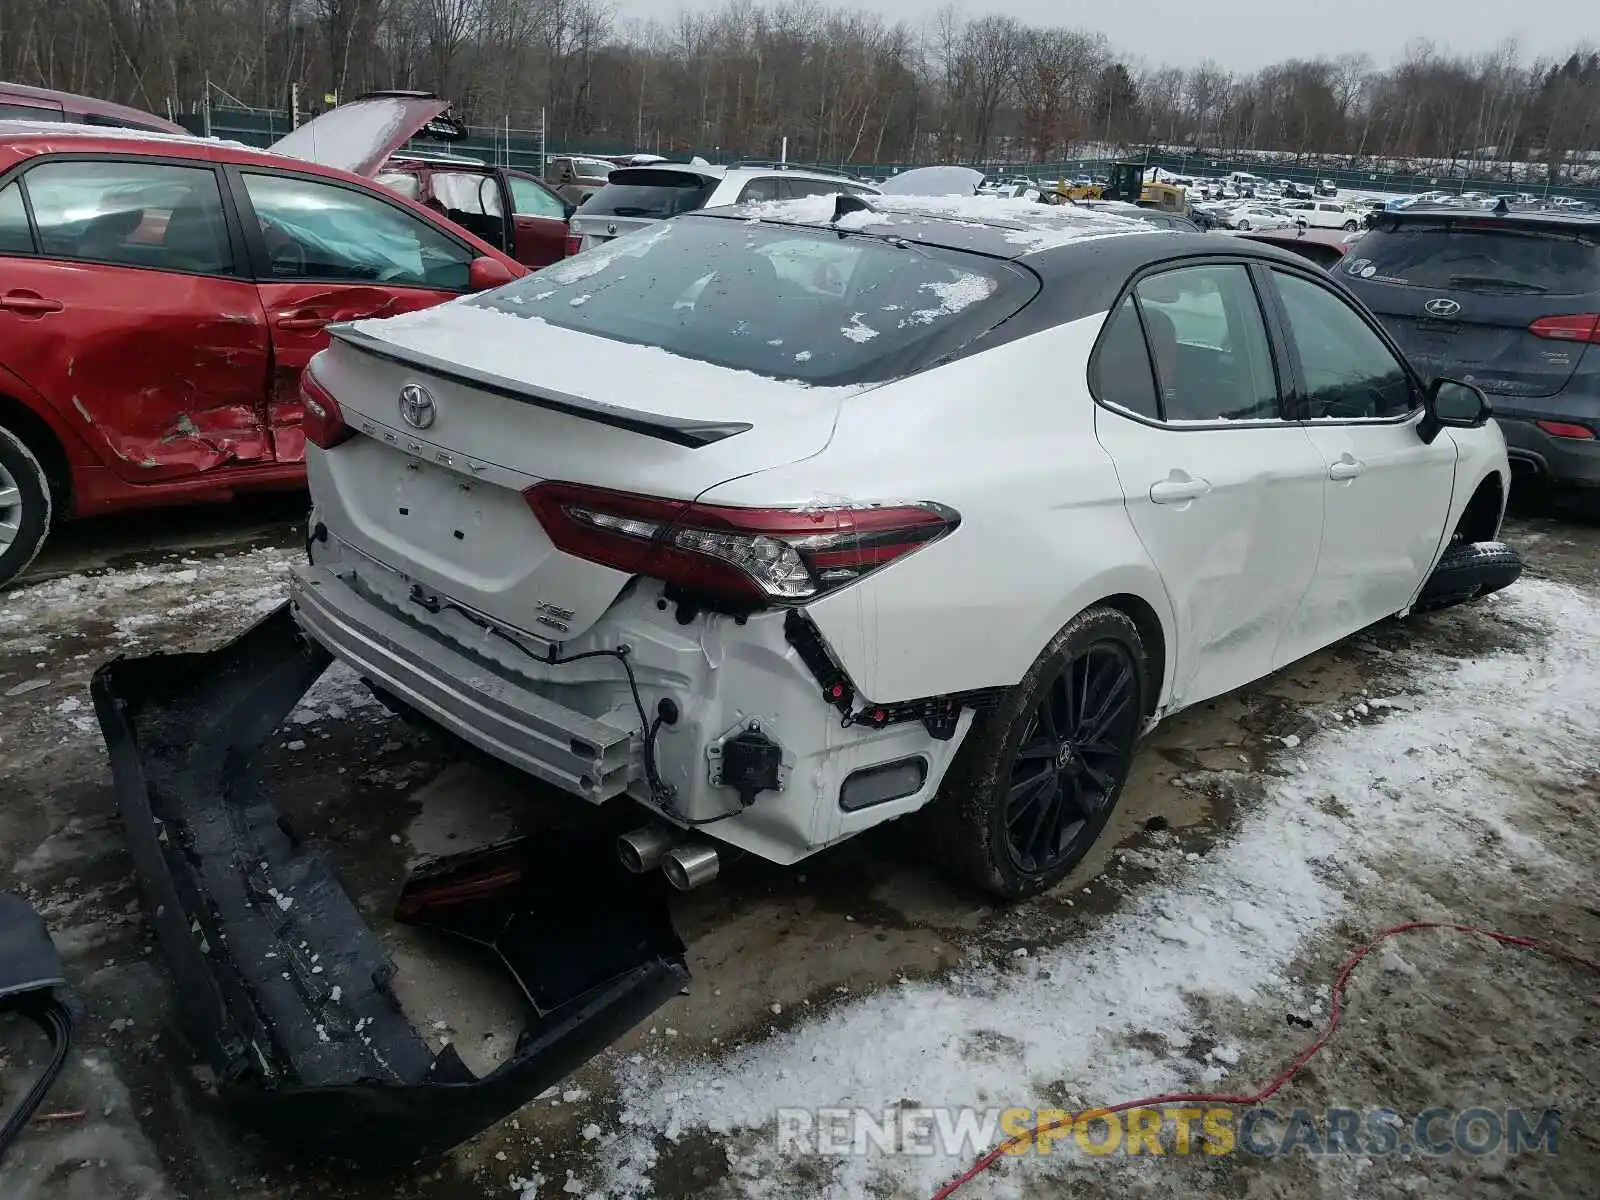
[583, 579, 1599, 1199]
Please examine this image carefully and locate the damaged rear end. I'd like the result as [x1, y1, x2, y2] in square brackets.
[91, 609, 687, 1161]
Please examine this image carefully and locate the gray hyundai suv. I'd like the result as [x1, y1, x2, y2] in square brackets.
[1339, 206, 1600, 503]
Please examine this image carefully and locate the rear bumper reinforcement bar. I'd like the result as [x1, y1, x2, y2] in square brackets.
[92, 604, 687, 1162]
[292, 563, 638, 802]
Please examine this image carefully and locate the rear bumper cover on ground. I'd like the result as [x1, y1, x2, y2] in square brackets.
[92, 604, 688, 1162]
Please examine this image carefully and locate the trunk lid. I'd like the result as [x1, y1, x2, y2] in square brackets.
[1341, 215, 1600, 399]
[307, 301, 850, 640]
[269, 94, 462, 179]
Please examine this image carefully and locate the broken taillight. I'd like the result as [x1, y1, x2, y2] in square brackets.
[301, 370, 355, 450]
[524, 482, 959, 604]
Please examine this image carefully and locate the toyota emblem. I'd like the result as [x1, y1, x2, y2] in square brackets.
[398, 383, 436, 430]
[1424, 297, 1462, 318]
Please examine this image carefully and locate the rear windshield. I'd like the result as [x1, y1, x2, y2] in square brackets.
[1349, 221, 1600, 295]
[477, 215, 1037, 386]
[578, 170, 718, 219]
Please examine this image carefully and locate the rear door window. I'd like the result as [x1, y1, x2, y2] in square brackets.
[736, 177, 781, 203]
[1132, 264, 1281, 422]
[579, 170, 718, 219]
[508, 174, 565, 219]
[22, 159, 232, 274]
[1349, 221, 1600, 295]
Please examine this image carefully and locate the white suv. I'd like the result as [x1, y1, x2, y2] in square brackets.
[570, 163, 880, 250]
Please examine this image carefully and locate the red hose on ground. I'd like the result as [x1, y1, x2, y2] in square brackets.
[928, 922, 1600, 1200]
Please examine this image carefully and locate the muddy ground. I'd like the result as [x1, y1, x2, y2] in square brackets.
[1, 491, 1596, 1200]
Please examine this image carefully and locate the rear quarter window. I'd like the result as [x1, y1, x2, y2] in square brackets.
[1349, 221, 1600, 296]
[579, 170, 718, 219]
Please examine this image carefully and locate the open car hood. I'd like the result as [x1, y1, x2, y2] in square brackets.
[269, 95, 460, 178]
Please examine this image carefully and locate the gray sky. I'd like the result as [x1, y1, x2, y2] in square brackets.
[613, 0, 1583, 72]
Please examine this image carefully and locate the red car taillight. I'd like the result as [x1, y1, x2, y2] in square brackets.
[301, 370, 355, 450]
[524, 482, 958, 604]
[1528, 314, 1600, 344]
[1535, 419, 1595, 440]
[564, 233, 582, 257]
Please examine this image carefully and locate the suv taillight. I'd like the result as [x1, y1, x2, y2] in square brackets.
[301, 370, 354, 450]
[524, 482, 958, 604]
[1528, 314, 1600, 344]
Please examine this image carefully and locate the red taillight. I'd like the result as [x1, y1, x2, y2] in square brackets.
[1528, 314, 1600, 344]
[301, 370, 354, 450]
[564, 234, 582, 258]
[524, 482, 958, 604]
[1535, 419, 1595, 440]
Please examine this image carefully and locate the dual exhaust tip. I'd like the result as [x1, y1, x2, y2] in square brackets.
[617, 824, 719, 891]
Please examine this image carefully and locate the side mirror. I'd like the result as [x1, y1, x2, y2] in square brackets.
[1419, 377, 1492, 444]
[468, 256, 517, 292]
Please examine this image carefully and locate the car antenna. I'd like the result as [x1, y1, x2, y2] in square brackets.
[830, 193, 875, 224]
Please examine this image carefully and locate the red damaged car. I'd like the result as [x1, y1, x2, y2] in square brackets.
[0, 96, 525, 587]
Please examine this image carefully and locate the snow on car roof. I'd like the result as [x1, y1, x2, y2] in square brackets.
[730, 192, 1148, 255]
[0, 119, 250, 151]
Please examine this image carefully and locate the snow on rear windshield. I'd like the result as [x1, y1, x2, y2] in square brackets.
[476, 215, 1036, 385]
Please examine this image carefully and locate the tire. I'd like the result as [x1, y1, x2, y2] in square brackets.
[1415, 541, 1523, 612]
[1235, 219, 1251, 230]
[925, 606, 1148, 900]
[1343, 220, 1359, 231]
[0, 425, 52, 590]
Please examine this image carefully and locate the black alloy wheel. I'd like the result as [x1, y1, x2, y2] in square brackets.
[1003, 642, 1141, 876]
[926, 605, 1149, 900]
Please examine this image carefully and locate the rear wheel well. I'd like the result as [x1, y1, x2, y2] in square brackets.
[0, 394, 71, 518]
[1100, 593, 1166, 716]
[1455, 473, 1504, 545]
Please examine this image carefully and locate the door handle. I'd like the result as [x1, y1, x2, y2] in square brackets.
[0, 291, 64, 316]
[1328, 455, 1366, 481]
[1149, 473, 1212, 504]
[273, 310, 330, 330]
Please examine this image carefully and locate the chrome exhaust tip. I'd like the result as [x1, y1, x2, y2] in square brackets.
[617, 824, 677, 874]
[660, 844, 720, 892]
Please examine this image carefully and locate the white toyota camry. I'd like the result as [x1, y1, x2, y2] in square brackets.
[290, 194, 1517, 900]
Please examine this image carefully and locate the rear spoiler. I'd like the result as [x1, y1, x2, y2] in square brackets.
[327, 325, 753, 448]
[1375, 206, 1600, 237]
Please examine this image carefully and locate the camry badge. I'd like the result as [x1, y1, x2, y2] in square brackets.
[399, 383, 436, 430]
[1424, 297, 1461, 318]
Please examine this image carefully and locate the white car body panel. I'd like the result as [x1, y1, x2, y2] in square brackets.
[705, 316, 1179, 708]
[1093, 407, 1327, 711]
[1284, 418, 1457, 657]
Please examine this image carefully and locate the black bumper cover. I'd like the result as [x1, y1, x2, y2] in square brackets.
[91, 603, 688, 1162]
